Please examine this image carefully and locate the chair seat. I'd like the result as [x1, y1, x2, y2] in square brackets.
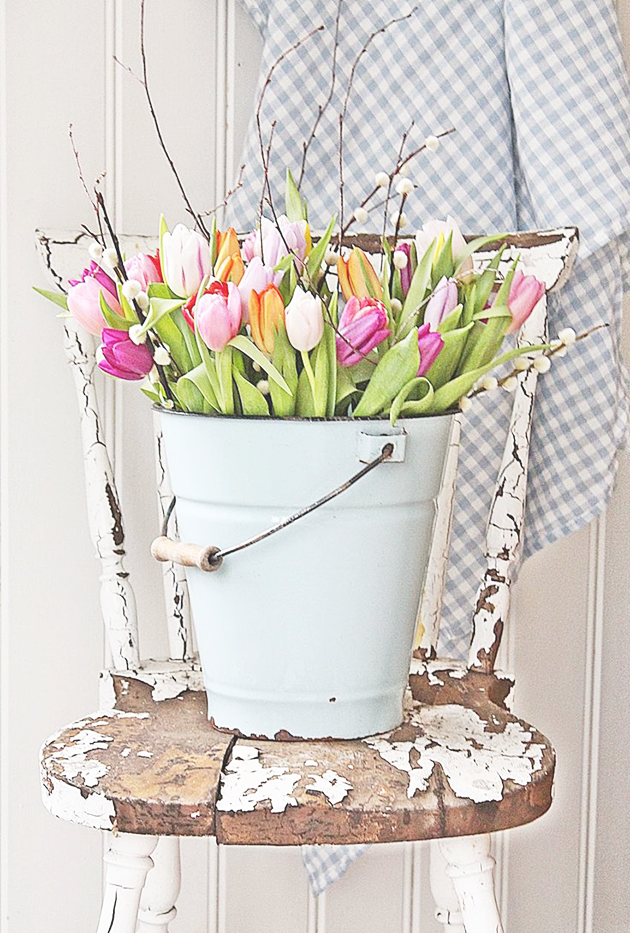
[40, 665, 554, 845]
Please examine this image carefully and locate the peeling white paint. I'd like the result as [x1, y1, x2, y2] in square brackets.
[365, 702, 545, 803]
[305, 770, 352, 805]
[190, 811, 201, 819]
[41, 770, 115, 830]
[48, 729, 113, 788]
[217, 746, 300, 814]
[121, 747, 131, 758]
[137, 751, 153, 758]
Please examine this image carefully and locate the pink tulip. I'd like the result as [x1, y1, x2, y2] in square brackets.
[196, 281, 242, 352]
[424, 277, 459, 330]
[285, 287, 324, 351]
[68, 262, 122, 335]
[238, 257, 282, 323]
[162, 223, 212, 298]
[98, 328, 154, 381]
[243, 216, 310, 267]
[125, 251, 163, 289]
[336, 296, 391, 366]
[507, 269, 545, 333]
[417, 323, 444, 376]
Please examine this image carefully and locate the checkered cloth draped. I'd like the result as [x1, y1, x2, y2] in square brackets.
[229, 0, 630, 893]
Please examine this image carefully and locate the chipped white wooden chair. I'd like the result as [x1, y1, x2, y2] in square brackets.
[37, 227, 578, 933]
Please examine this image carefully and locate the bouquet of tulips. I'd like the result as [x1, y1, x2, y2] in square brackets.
[37, 172, 572, 423]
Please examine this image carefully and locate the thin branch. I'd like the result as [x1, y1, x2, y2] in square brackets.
[255, 24, 325, 233]
[112, 55, 144, 86]
[139, 0, 209, 238]
[382, 121, 413, 243]
[68, 124, 102, 225]
[199, 164, 246, 218]
[297, 0, 343, 189]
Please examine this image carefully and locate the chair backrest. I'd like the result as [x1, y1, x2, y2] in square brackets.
[35, 226, 579, 674]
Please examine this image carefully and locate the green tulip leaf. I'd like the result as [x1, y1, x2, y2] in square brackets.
[426, 322, 474, 389]
[33, 287, 69, 311]
[398, 241, 434, 335]
[432, 232, 454, 284]
[426, 341, 552, 413]
[437, 303, 463, 334]
[296, 366, 316, 416]
[454, 233, 509, 272]
[390, 377, 433, 425]
[353, 327, 420, 418]
[99, 290, 129, 330]
[306, 214, 337, 284]
[234, 370, 270, 416]
[229, 334, 292, 395]
[270, 319, 297, 416]
[285, 169, 308, 222]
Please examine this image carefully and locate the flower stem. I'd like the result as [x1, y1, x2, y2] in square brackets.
[301, 350, 317, 402]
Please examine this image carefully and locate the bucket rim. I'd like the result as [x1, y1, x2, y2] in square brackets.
[153, 406, 456, 424]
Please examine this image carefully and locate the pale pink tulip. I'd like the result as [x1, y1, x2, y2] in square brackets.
[67, 262, 122, 335]
[196, 281, 242, 352]
[285, 287, 324, 351]
[162, 223, 212, 298]
[507, 269, 545, 333]
[238, 257, 281, 323]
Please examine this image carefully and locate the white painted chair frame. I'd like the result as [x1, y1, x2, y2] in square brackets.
[37, 226, 578, 933]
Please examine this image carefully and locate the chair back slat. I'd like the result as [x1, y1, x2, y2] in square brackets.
[468, 228, 579, 671]
[154, 418, 194, 661]
[59, 313, 140, 670]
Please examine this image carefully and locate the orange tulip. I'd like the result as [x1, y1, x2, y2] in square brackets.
[248, 284, 286, 355]
[215, 227, 244, 284]
[337, 247, 382, 301]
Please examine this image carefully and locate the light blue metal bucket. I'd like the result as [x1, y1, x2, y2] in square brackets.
[159, 412, 453, 740]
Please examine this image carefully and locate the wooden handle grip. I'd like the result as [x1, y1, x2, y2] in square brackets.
[150, 536, 223, 572]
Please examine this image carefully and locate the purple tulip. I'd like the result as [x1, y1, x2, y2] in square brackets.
[68, 262, 122, 336]
[417, 323, 444, 376]
[238, 257, 282, 323]
[396, 243, 413, 296]
[336, 296, 391, 367]
[507, 268, 545, 333]
[98, 328, 154, 381]
[196, 281, 242, 352]
[424, 277, 459, 330]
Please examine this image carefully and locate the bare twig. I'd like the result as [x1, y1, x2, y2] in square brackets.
[112, 55, 144, 86]
[139, 0, 209, 238]
[199, 164, 246, 218]
[68, 125, 104, 230]
[255, 24, 325, 233]
[297, 0, 343, 189]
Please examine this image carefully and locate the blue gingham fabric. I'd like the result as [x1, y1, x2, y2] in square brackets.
[231, 0, 630, 893]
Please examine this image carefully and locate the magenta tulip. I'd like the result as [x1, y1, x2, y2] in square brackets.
[424, 277, 459, 330]
[396, 243, 413, 296]
[196, 281, 242, 352]
[98, 328, 154, 381]
[417, 323, 444, 376]
[336, 296, 391, 366]
[507, 269, 545, 333]
[67, 262, 122, 335]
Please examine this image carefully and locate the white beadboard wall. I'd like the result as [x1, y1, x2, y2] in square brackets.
[0, 2, 628, 931]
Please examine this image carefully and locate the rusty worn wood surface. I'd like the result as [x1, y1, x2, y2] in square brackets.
[41, 671, 554, 843]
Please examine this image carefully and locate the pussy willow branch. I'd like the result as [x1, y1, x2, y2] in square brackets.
[381, 121, 413, 244]
[297, 0, 343, 189]
[138, 0, 209, 239]
[338, 8, 417, 243]
[468, 324, 608, 400]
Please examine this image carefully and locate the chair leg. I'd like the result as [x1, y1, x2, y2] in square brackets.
[430, 840, 465, 932]
[137, 837, 182, 932]
[96, 834, 158, 933]
[438, 835, 504, 933]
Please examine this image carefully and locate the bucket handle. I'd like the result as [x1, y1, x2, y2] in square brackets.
[151, 441, 395, 573]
